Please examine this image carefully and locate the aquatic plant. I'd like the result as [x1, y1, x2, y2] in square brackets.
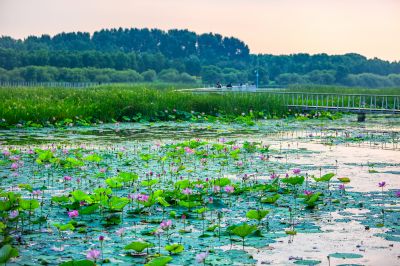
[0, 245, 19, 264]
[231, 223, 257, 249]
[195, 251, 209, 265]
[246, 209, 270, 226]
[0, 134, 398, 265]
[0, 85, 286, 128]
[86, 249, 101, 263]
[124, 241, 154, 254]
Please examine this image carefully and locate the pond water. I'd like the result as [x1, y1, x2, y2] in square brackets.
[0, 114, 399, 266]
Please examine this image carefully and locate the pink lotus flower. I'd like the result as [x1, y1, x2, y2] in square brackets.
[68, 210, 79, 219]
[224, 185, 234, 194]
[137, 194, 149, 202]
[160, 220, 172, 230]
[86, 249, 101, 261]
[64, 176, 72, 181]
[3, 150, 10, 156]
[293, 168, 301, 175]
[195, 184, 204, 189]
[182, 188, 193, 195]
[270, 173, 278, 179]
[213, 186, 221, 193]
[378, 181, 386, 188]
[116, 227, 126, 237]
[196, 251, 209, 263]
[127, 193, 137, 200]
[184, 147, 194, 154]
[11, 163, 19, 170]
[304, 190, 313, 196]
[395, 190, 400, 198]
[338, 184, 345, 190]
[208, 197, 213, 204]
[9, 210, 19, 219]
[32, 190, 42, 196]
[10, 156, 20, 161]
[99, 235, 105, 241]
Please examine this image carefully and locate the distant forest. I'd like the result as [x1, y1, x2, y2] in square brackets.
[1, 28, 400, 87]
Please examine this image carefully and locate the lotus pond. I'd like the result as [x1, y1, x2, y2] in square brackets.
[0, 114, 399, 266]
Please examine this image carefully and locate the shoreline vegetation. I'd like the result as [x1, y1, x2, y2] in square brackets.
[1, 27, 400, 88]
[0, 83, 284, 128]
[0, 84, 398, 128]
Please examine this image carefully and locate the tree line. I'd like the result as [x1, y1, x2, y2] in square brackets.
[0, 27, 400, 87]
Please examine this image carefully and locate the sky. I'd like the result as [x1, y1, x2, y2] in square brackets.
[0, 0, 399, 61]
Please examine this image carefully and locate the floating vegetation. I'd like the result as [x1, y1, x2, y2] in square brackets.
[0, 131, 399, 265]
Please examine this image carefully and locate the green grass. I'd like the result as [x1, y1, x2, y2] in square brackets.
[286, 84, 400, 95]
[0, 84, 286, 126]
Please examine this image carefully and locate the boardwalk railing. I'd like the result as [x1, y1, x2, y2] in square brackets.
[268, 92, 400, 114]
[184, 88, 400, 114]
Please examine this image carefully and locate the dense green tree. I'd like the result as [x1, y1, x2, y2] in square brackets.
[0, 27, 399, 87]
[141, 70, 157, 82]
[276, 73, 307, 85]
[201, 66, 222, 84]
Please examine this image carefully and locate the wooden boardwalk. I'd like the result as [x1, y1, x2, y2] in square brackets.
[182, 88, 400, 114]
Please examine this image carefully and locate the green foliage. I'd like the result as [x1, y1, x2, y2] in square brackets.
[83, 154, 102, 162]
[101, 196, 129, 211]
[0, 85, 287, 127]
[145, 256, 173, 266]
[18, 183, 33, 192]
[231, 223, 257, 238]
[261, 194, 280, 204]
[157, 197, 171, 207]
[165, 243, 184, 254]
[178, 200, 200, 209]
[338, 177, 350, 183]
[59, 260, 95, 266]
[19, 199, 40, 210]
[1, 27, 400, 88]
[79, 204, 100, 215]
[53, 223, 75, 231]
[124, 241, 154, 253]
[246, 209, 269, 221]
[213, 177, 231, 187]
[141, 179, 159, 187]
[71, 190, 90, 202]
[105, 177, 123, 188]
[304, 192, 322, 208]
[118, 172, 138, 183]
[281, 176, 305, 186]
[313, 173, 335, 182]
[0, 245, 19, 264]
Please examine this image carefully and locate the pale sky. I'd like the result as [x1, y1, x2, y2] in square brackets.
[0, 0, 399, 61]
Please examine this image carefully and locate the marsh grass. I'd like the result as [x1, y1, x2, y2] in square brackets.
[287, 84, 400, 95]
[0, 84, 285, 125]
